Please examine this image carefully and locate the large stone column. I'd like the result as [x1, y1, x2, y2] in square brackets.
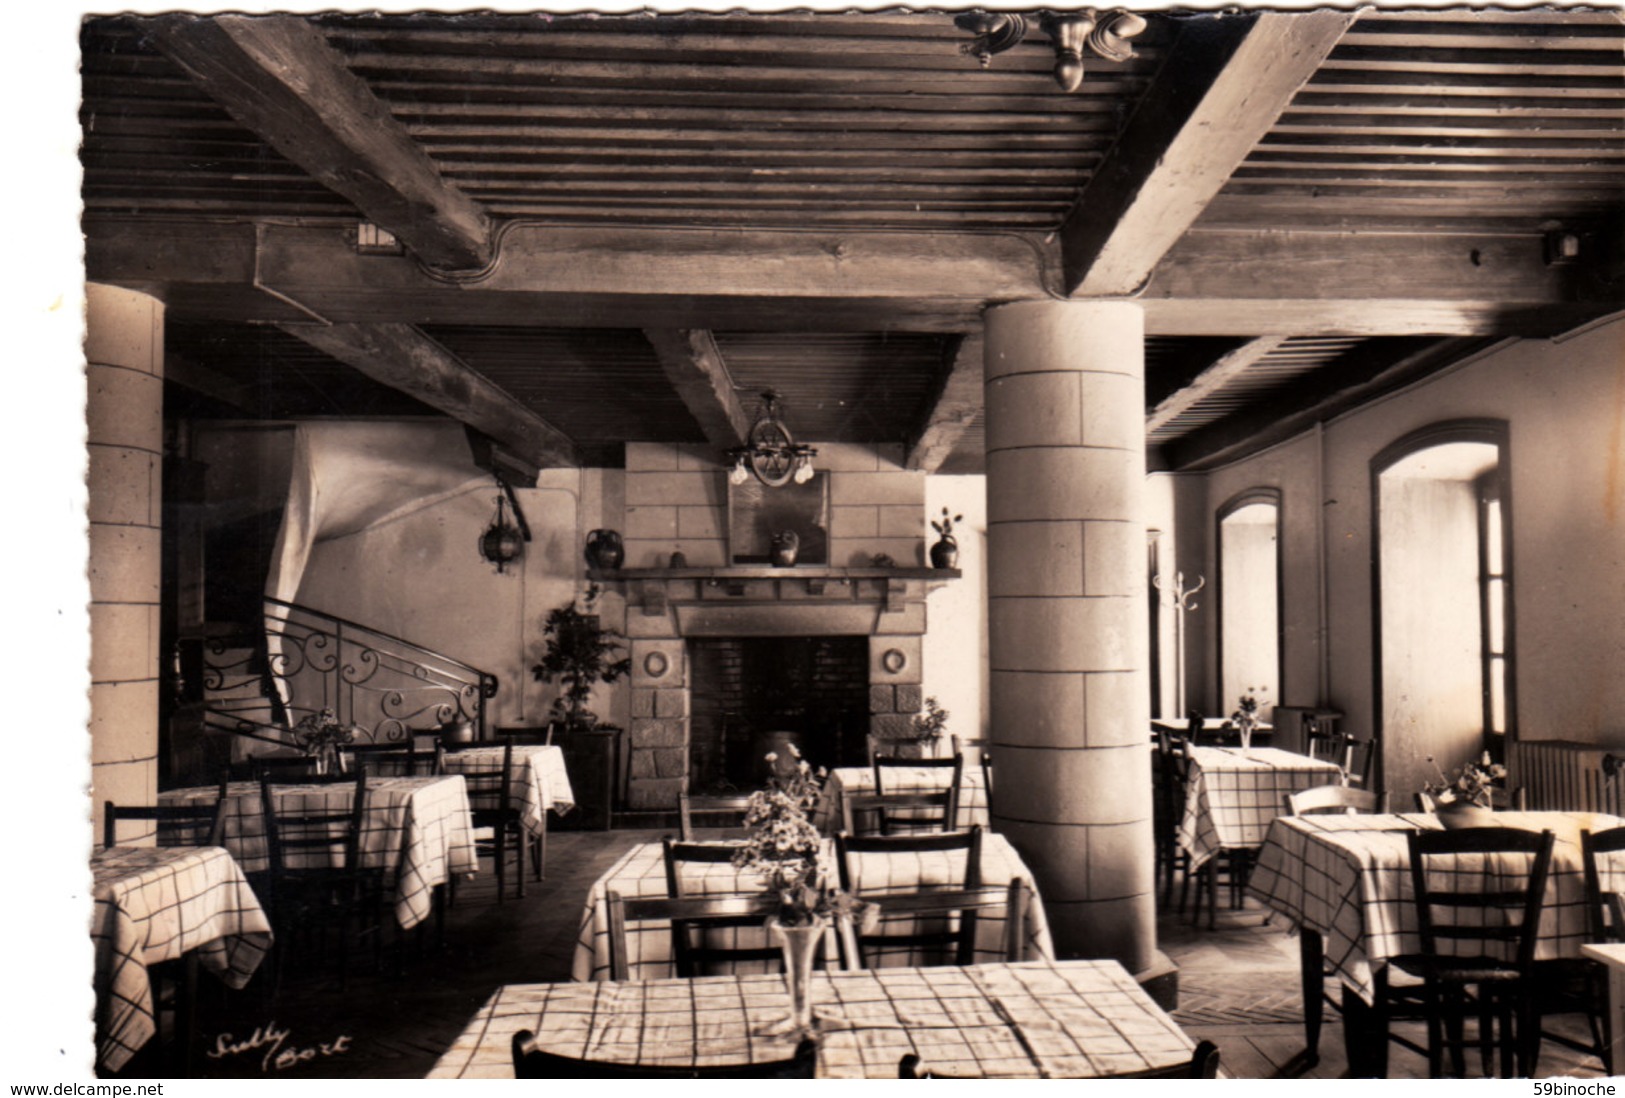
[87, 283, 165, 843]
[983, 300, 1154, 973]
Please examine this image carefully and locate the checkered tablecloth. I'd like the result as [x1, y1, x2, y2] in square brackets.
[1247, 810, 1625, 1005]
[1178, 746, 1343, 868]
[439, 743, 575, 837]
[160, 776, 477, 930]
[570, 832, 1053, 981]
[91, 846, 273, 1074]
[812, 765, 990, 833]
[429, 959, 1195, 1079]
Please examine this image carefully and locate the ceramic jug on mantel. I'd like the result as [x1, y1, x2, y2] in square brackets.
[584, 529, 624, 571]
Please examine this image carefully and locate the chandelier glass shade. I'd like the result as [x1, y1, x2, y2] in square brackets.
[725, 391, 817, 488]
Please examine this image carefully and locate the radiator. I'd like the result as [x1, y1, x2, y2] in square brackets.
[1511, 739, 1625, 813]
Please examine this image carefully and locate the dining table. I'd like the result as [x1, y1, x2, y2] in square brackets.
[811, 763, 990, 833]
[570, 831, 1052, 982]
[91, 845, 274, 1074]
[428, 959, 1199, 1078]
[1177, 745, 1342, 870]
[1247, 809, 1625, 1072]
[439, 742, 575, 837]
[159, 774, 477, 930]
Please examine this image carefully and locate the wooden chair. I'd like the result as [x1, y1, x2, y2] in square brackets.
[1285, 784, 1389, 816]
[840, 879, 1028, 970]
[842, 792, 959, 837]
[899, 1039, 1221, 1079]
[1377, 827, 1555, 1078]
[1528, 826, 1625, 1076]
[1153, 730, 1194, 909]
[259, 766, 387, 986]
[865, 754, 964, 834]
[835, 826, 983, 968]
[513, 1029, 817, 1078]
[1338, 734, 1377, 789]
[659, 838, 786, 977]
[103, 775, 228, 849]
[443, 739, 536, 901]
[677, 793, 754, 840]
[606, 890, 825, 981]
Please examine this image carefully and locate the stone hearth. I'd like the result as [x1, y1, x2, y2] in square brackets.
[612, 567, 949, 810]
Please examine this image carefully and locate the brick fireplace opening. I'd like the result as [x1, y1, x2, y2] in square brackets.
[687, 636, 870, 792]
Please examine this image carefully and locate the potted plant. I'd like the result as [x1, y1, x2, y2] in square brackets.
[531, 585, 631, 732]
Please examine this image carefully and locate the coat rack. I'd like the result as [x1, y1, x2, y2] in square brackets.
[1153, 570, 1205, 717]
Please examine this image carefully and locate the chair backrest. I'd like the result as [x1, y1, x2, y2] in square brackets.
[250, 754, 324, 781]
[259, 765, 368, 875]
[841, 878, 1027, 969]
[1338, 734, 1376, 789]
[835, 825, 984, 891]
[898, 1039, 1220, 1079]
[866, 754, 964, 833]
[1406, 826, 1555, 970]
[605, 889, 788, 981]
[842, 792, 958, 837]
[443, 738, 513, 821]
[1285, 784, 1388, 816]
[340, 739, 439, 777]
[678, 793, 754, 841]
[103, 775, 228, 849]
[980, 750, 992, 797]
[661, 836, 749, 896]
[1580, 826, 1625, 943]
[495, 724, 555, 746]
[513, 1029, 817, 1078]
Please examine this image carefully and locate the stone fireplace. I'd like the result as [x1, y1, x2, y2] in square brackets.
[621, 568, 942, 809]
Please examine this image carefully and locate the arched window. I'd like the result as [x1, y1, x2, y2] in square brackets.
[1216, 489, 1281, 721]
[1372, 420, 1513, 797]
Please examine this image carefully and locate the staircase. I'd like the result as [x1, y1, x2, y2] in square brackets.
[186, 597, 498, 763]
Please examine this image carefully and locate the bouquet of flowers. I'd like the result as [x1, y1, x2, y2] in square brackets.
[1230, 688, 1266, 734]
[291, 706, 358, 754]
[930, 508, 963, 539]
[1423, 752, 1508, 809]
[732, 744, 874, 930]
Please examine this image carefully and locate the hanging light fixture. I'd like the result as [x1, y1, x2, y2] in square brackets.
[479, 476, 528, 573]
[725, 390, 818, 489]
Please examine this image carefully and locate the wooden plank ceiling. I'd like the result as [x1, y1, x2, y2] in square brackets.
[80, 9, 1625, 473]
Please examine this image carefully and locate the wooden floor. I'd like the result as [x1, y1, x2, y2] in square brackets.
[162, 828, 1607, 1080]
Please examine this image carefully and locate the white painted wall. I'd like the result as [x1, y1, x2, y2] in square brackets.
[924, 475, 988, 751]
[1199, 316, 1625, 794]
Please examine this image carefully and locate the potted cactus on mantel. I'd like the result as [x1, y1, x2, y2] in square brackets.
[531, 585, 631, 732]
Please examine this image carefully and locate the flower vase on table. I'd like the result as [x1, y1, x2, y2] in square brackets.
[1423, 752, 1508, 829]
[767, 916, 825, 1036]
[732, 743, 876, 1038]
[1230, 688, 1265, 751]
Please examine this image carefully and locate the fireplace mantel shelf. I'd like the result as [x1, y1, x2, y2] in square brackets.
[589, 565, 958, 582]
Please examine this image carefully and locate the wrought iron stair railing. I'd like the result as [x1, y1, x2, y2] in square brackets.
[198, 596, 497, 748]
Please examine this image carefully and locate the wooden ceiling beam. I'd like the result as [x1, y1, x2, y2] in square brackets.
[1145, 336, 1287, 432]
[1058, 10, 1356, 296]
[906, 334, 983, 474]
[145, 14, 494, 272]
[274, 322, 577, 469]
[641, 329, 751, 448]
[84, 217, 1616, 337]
